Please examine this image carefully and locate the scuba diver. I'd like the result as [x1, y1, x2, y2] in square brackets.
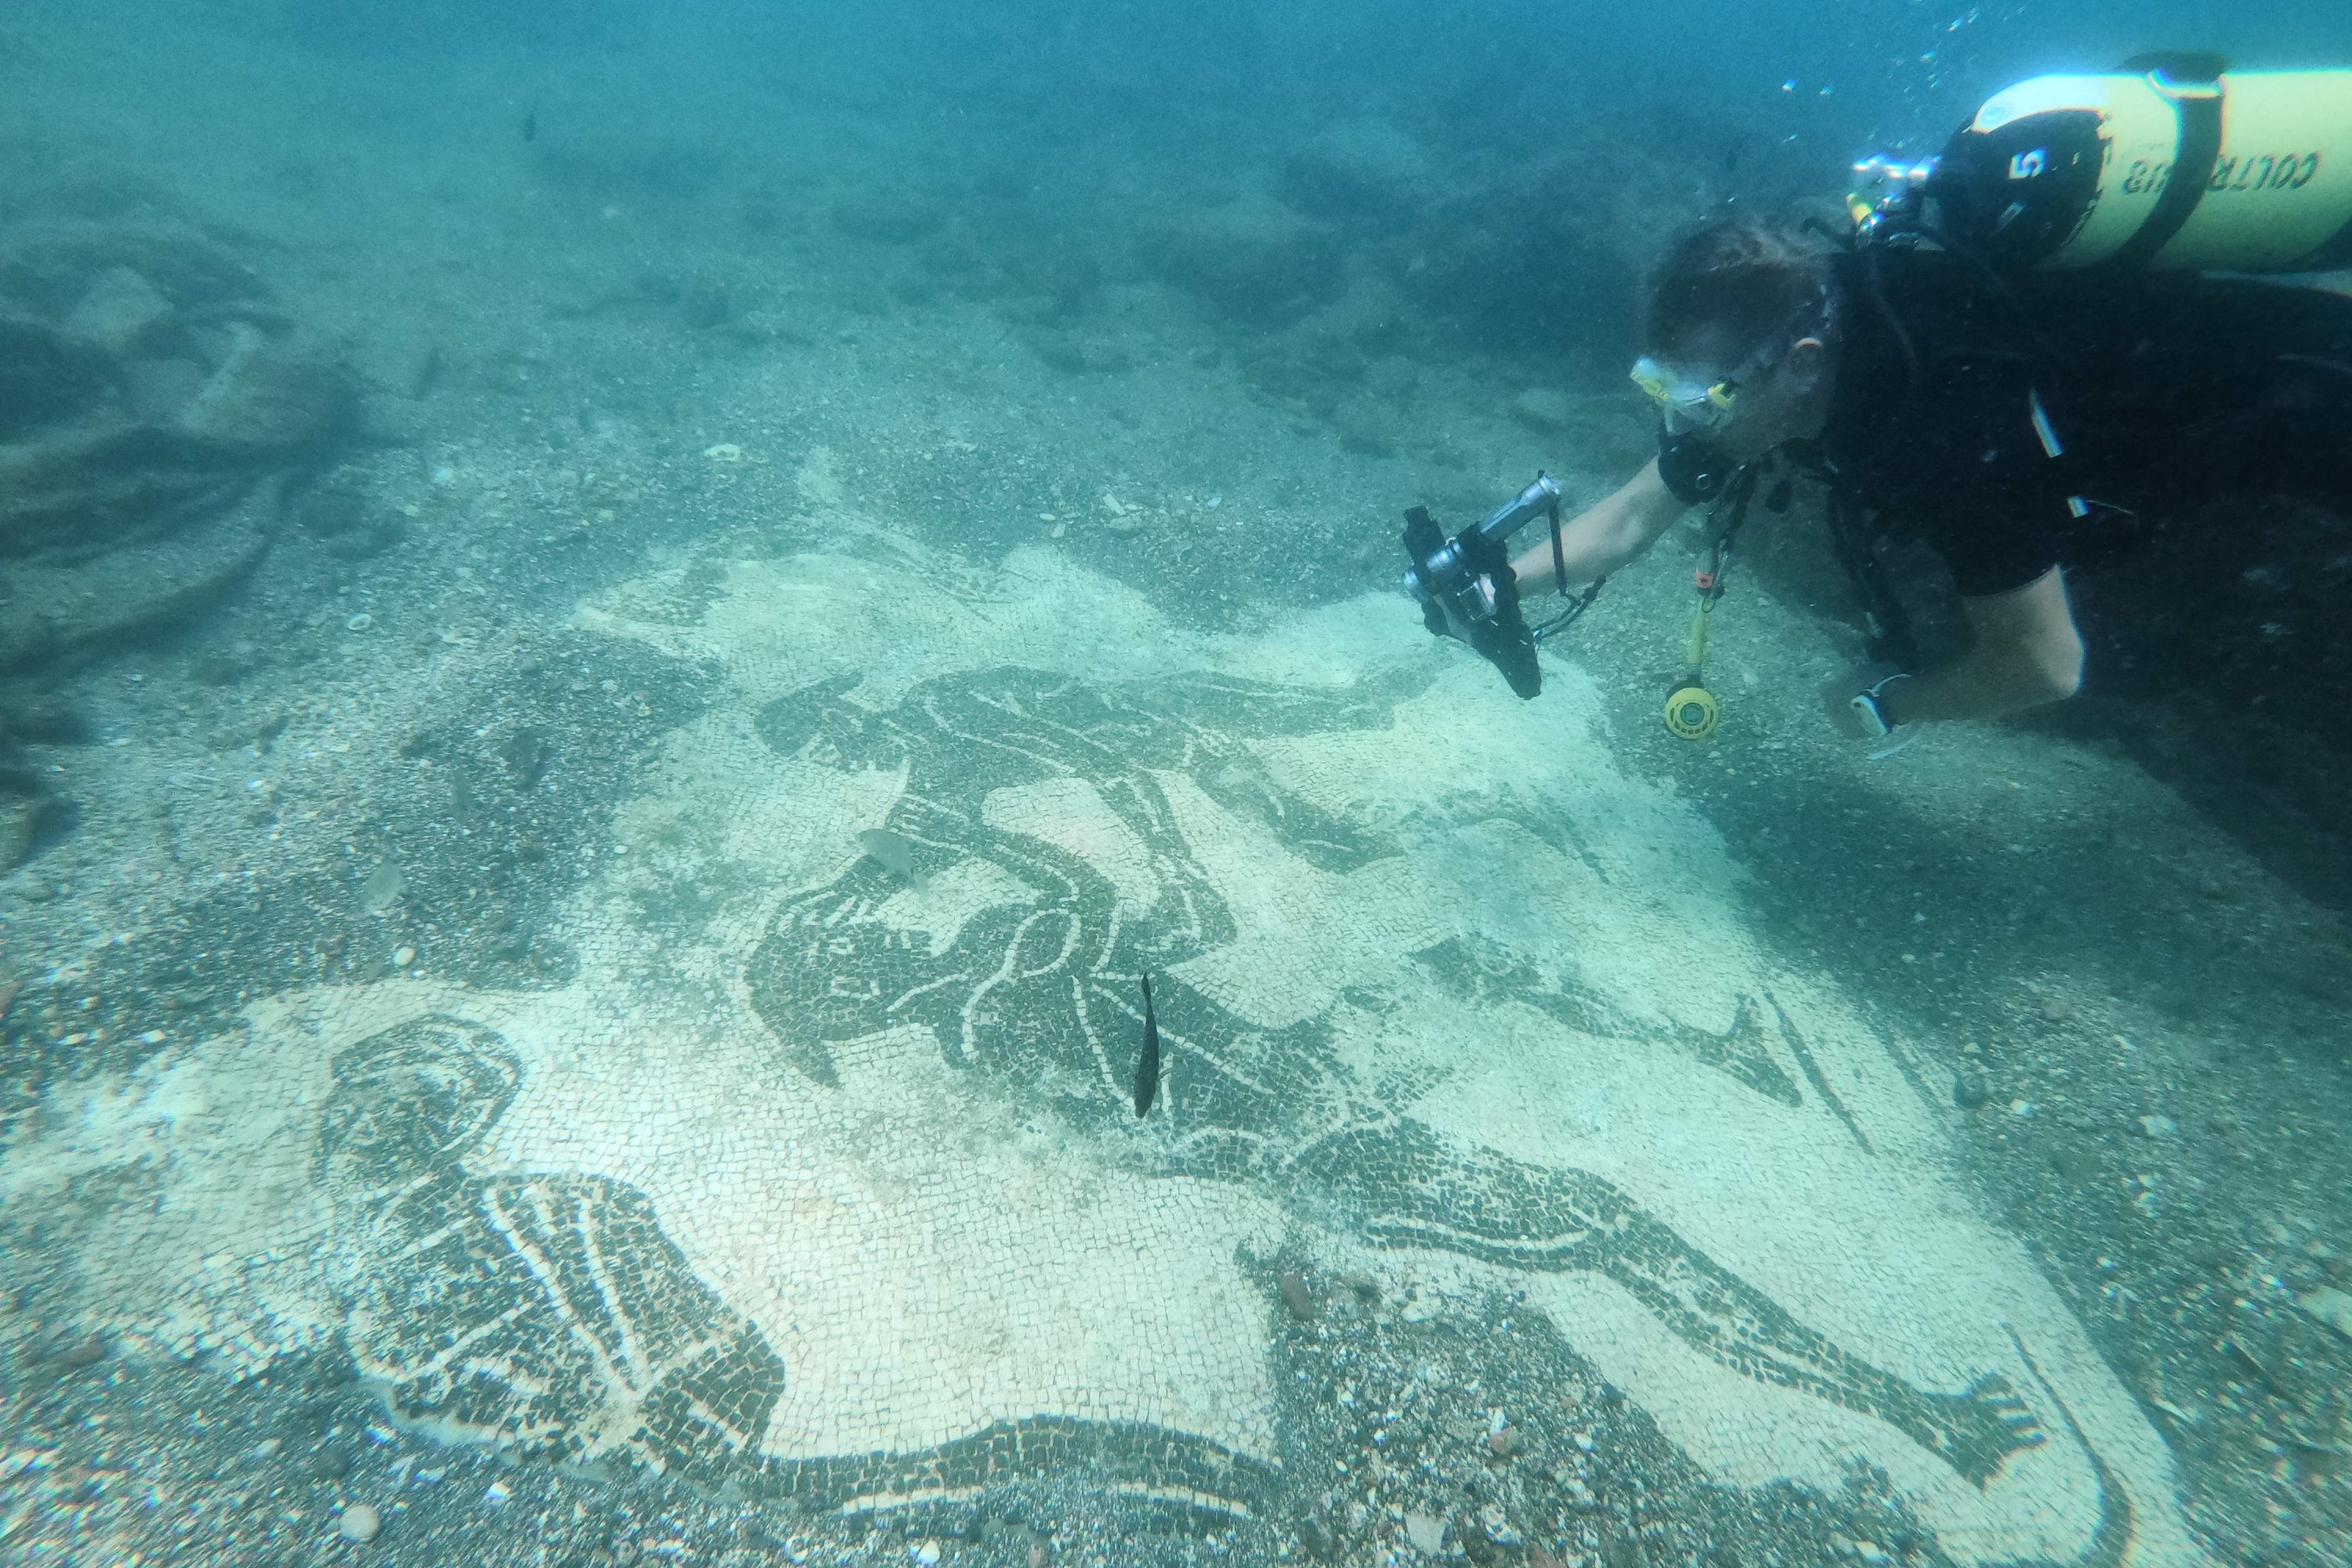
[1403, 58, 2352, 743]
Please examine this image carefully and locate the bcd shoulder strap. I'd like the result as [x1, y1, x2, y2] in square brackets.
[2110, 64, 2227, 270]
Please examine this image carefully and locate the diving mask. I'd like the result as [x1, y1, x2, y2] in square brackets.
[1631, 290, 1828, 440]
[1635, 353, 1759, 503]
[1630, 357, 1742, 435]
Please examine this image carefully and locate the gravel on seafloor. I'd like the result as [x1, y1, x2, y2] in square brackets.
[339, 1501, 382, 1544]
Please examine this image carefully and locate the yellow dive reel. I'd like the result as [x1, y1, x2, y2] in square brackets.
[1661, 465, 1766, 741]
[1853, 54, 2352, 274]
[1664, 677, 1721, 741]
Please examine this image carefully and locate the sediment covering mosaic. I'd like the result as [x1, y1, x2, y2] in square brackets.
[0, 525, 2209, 1563]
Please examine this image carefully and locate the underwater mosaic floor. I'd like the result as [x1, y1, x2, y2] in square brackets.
[2, 489, 2208, 1565]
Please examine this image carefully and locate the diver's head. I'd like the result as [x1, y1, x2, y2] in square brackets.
[1635, 216, 1841, 498]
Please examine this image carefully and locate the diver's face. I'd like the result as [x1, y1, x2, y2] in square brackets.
[1722, 338, 1832, 461]
[1641, 328, 1834, 467]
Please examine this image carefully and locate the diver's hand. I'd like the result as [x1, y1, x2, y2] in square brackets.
[1824, 666, 1921, 733]
[1825, 668, 1927, 756]
[1820, 667, 1889, 737]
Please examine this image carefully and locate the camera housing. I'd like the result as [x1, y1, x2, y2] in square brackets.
[1399, 473, 1569, 700]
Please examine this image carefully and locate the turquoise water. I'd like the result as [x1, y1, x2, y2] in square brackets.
[1, 5, 2348, 1566]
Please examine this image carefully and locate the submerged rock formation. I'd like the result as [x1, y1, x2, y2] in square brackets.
[0, 223, 355, 673]
[0, 222, 358, 867]
[1142, 193, 1344, 327]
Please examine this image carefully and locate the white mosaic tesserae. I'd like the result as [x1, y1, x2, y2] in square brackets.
[2, 521, 2209, 1563]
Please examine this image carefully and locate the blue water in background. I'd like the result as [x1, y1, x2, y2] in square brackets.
[5, 3, 2352, 1566]
[252, 0, 2352, 367]
[278, 1, 2351, 148]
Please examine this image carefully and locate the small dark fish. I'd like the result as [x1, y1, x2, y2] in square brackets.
[2223, 1335, 2301, 1406]
[522, 104, 538, 143]
[1134, 974, 1160, 1118]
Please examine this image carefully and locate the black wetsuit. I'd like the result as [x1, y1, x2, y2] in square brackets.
[1809, 249, 2352, 598]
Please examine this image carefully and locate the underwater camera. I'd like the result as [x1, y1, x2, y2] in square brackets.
[1400, 473, 1602, 700]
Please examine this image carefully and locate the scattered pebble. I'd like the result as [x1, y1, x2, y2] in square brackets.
[703, 442, 743, 463]
[345, 612, 374, 632]
[54, 1334, 107, 1369]
[1486, 1424, 1516, 1458]
[360, 861, 405, 916]
[910, 1543, 941, 1566]
[339, 1502, 382, 1544]
[1276, 1271, 1315, 1320]
[2299, 1285, 2352, 1341]
[2136, 1114, 2177, 1138]
[1953, 1068, 1991, 1111]
[1403, 1512, 1446, 1555]
[392, 946, 416, 969]
[2039, 995, 2076, 1023]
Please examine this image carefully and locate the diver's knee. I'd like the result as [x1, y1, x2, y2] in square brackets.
[2027, 634, 2084, 702]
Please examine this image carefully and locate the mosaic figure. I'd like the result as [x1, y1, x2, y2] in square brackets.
[743, 667, 2043, 1490]
[318, 1015, 786, 1477]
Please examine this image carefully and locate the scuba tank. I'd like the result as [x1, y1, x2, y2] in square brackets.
[1854, 54, 2352, 274]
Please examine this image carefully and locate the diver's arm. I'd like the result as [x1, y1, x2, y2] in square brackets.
[1880, 567, 2084, 723]
[1507, 459, 1685, 595]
